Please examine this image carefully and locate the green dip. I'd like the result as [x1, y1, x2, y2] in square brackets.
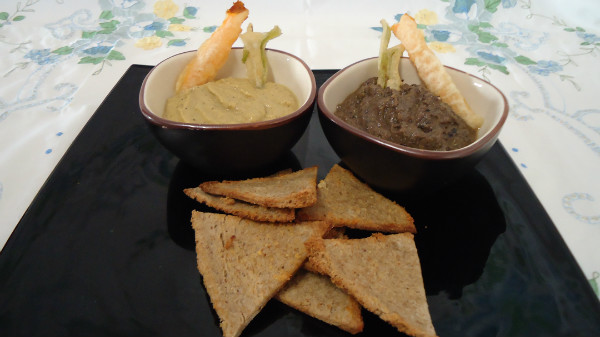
[164, 77, 298, 124]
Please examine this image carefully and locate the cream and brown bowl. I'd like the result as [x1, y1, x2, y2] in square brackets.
[318, 56, 508, 195]
[139, 48, 316, 175]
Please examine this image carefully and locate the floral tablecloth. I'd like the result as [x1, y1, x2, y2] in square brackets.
[1, 0, 598, 300]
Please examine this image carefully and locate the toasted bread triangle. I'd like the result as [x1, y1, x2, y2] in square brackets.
[184, 187, 295, 222]
[191, 211, 329, 337]
[276, 269, 364, 334]
[306, 233, 437, 337]
[297, 165, 415, 233]
[199, 166, 318, 208]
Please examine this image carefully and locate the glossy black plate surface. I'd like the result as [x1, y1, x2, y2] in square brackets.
[1, 65, 599, 337]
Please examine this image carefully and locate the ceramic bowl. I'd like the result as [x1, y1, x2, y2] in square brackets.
[318, 56, 508, 195]
[139, 48, 316, 175]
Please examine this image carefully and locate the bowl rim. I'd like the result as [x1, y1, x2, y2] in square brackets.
[139, 47, 317, 131]
[317, 56, 509, 160]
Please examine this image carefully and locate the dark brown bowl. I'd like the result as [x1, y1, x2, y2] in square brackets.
[318, 57, 509, 195]
[139, 48, 316, 175]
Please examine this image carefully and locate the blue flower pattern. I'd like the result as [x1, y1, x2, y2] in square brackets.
[476, 51, 505, 64]
[24, 49, 62, 65]
[82, 46, 113, 55]
[431, 30, 450, 41]
[143, 21, 165, 31]
[420, 0, 598, 86]
[452, 0, 476, 14]
[528, 60, 563, 76]
[0, 0, 208, 124]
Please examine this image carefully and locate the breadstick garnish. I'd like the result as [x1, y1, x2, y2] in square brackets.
[175, 1, 249, 92]
[392, 14, 483, 129]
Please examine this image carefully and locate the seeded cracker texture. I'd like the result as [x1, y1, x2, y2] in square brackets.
[306, 233, 437, 337]
[276, 269, 364, 334]
[184, 187, 295, 222]
[191, 211, 329, 337]
[297, 165, 415, 233]
[199, 166, 318, 208]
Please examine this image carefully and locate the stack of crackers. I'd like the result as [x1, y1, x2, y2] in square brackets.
[184, 164, 437, 337]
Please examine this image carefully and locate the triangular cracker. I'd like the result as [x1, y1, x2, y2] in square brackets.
[306, 233, 437, 337]
[191, 211, 329, 337]
[276, 269, 364, 334]
[304, 227, 347, 273]
[184, 187, 295, 222]
[199, 166, 318, 208]
[297, 165, 415, 233]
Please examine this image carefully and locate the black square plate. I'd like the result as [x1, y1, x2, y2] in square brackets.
[1, 65, 598, 337]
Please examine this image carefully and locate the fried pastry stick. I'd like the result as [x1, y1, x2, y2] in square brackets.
[392, 14, 483, 129]
[176, 1, 249, 92]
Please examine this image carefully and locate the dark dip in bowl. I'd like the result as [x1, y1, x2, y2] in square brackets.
[335, 77, 477, 151]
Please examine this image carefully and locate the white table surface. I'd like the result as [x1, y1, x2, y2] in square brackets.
[0, 0, 599, 300]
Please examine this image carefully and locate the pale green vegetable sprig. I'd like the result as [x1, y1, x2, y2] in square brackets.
[377, 19, 405, 90]
[241, 23, 282, 88]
